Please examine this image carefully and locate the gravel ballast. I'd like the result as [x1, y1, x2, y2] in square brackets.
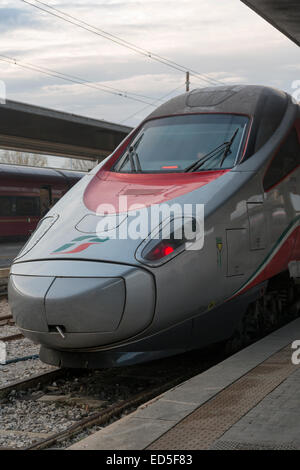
[0, 300, 56, 388]
[0, 298, 10, 319]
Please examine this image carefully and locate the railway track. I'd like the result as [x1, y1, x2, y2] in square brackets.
[0, 314, 13, 324]
[0, 285, 299, 450]
[0, 269, 9, 297]
[0, 347, 223, 450]
[0, 295, 224, 450]
[0, 333, 23, 343]
[0, 318, 35, 367]
[0, 304, 37, 370]
[0, 287, 8, 298]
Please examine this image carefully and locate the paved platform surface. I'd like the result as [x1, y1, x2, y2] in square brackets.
[0, 242, 23, 268]
[69, 318, 300, 450]
[211, 367, 300, 450]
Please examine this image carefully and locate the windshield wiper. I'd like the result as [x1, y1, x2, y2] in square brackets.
[118, 132, 144, 172]
[127, 151, 136, 172]
[185, 127, 240, 173]
[219, 128, 240, 167]
[129, 136, 143, 172]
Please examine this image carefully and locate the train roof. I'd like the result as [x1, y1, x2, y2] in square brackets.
[146, 85, 298, 154]
[0, 163, 85, 184]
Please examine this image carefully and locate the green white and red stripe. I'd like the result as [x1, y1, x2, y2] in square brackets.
[231, 215, 300, 299]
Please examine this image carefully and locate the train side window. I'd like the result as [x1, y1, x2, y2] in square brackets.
[0, 196, 14, 216]
[263, 128, 300, 191]
[16, 197, 40, 217]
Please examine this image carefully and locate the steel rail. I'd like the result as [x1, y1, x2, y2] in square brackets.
[26, 372, 204, 450]
[0, 368, 87, 398]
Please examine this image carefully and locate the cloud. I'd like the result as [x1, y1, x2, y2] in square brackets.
[0, 0, 299, 127]
[0, 7, 46, 32]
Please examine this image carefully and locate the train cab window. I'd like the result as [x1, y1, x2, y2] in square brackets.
[0, 196, 13, 217]
[263, 128, 300, 191]
[113, 114, 249, 173]
[16, 197, 40, 217]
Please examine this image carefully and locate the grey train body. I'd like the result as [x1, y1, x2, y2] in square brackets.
[8, 85, 300, 368]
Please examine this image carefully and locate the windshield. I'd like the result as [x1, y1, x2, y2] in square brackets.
[113, 114, 249, 173]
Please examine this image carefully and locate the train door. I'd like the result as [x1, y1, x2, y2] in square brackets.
[40, 186, 52, 217]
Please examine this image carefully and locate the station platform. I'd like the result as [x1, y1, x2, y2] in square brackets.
[70, 318, 300, 450]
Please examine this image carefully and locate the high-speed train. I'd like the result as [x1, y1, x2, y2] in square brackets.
[8, 85, 300, 368]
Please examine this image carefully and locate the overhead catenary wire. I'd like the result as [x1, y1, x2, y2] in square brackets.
[0, 54, 163, 107]
[121, 83, 186, 124]
[21, 0, 225, 87]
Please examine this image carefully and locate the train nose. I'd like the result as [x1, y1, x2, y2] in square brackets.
[8, 260, 155, 349]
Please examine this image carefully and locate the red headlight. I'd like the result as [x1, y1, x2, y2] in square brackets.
[144, 242, 175, 261]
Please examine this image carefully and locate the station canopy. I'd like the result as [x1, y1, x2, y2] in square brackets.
[241, 0, 300, 47]
[0, 100, 132, 161]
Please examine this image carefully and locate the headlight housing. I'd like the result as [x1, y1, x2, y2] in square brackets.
[135, 216, 203, 267]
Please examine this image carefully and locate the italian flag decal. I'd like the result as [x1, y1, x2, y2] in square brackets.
[51, 235, 109, 255]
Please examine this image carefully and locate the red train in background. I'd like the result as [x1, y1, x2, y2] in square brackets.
[0, 164, 84, 240]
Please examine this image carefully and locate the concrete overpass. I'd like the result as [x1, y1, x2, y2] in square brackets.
[241, 0, 300, 47]
[0, 100, 132, 162]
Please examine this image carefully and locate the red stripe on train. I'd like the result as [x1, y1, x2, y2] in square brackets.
[84, 170, 228, 214]
[236, 226, 300, 297]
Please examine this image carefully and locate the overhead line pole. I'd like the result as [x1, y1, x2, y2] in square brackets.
[186, 72, 190, 92]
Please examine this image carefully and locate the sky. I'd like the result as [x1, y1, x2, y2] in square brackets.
[0, 0, 299, 130]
